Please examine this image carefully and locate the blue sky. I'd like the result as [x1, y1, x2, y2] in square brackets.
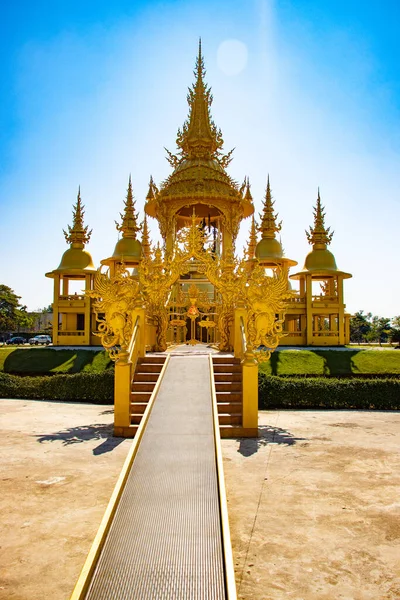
[0, 0, 399, 316]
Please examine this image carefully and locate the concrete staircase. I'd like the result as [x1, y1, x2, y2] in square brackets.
[212, 356, 244, 438]
[130, 355, 167, 434]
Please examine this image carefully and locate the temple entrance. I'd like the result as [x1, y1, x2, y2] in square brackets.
[166, 279, 218, 346]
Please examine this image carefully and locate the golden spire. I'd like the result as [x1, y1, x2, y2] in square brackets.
[63, 187, 92, 248]
[116, 175, 140, 239]
[146, 175, 156, 201]
[173, 39, 227, 162]
[141, 214, 151, 259]
[306, 189, 334, 249]
[246, 215, 258, 260]
[244, 177, 253, 202]
[259, 175, 282, 239]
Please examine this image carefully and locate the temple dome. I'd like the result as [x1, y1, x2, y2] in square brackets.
[304, 248, 337, 272]
[255, 237, 283, 260]
[47, 247, 96, 275]
[111, 237, 142, 260]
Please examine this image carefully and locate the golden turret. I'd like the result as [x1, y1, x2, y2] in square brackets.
[47, 189, 95, 275]
[255, 177, 297, 267]
[291, 190, 351, 279]
[145, 40, 254, 248]
[101, 176, 142, 268]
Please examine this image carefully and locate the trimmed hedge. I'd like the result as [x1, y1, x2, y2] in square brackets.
[2, 370, 399, 410]
[0, 371, 114, 404]
[259, 373, 400, 410]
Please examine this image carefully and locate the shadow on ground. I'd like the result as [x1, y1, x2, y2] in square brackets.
[34, 423, 125, 455]
[237, 425, 308, 457]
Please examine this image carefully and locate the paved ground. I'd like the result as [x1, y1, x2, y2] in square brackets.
[0, 400, 399, 600]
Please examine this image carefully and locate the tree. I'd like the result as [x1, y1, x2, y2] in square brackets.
[0, 285, 33, 333]
[350, 310, 372, 343]
[375, 316, 392, 345]
[390, 316, 400, 346]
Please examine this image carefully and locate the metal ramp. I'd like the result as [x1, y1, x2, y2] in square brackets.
[78, 354, 230, 600]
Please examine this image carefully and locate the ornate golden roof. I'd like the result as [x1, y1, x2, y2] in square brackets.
[46, 189, 96, 277]
[305, 189, 333, 250]
[291, 190, 351, 279]
[145, 40, 254, 223]
[63, 188, 92, 248]
[102, 177, 142, 265]
[255, 177, 297, 267]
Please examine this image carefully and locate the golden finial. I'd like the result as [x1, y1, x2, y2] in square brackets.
[63, 187, 92, 247]
[174, 41, 224, 161]
[244, 177, 253, 202]
[246, 215, 258, 260]
[306, 189, 334, 249]
[259, 175, 282, 239]
[141, 214, 151, 259]
[115, 175, 140, 239]
[146, 175, 156, 201]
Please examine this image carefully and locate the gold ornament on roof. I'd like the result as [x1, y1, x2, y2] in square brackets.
[63, 188, 92, 247]
[259, 175, 282, 239]
[306, 189, 334, 249]
[246, 215, 258, 261]
[115, 175, 140, 239]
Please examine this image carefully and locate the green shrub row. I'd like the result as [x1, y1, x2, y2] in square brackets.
[2, 370, 399, 410]
[0, 371, 114, 404]
[259, 373, 400, 410]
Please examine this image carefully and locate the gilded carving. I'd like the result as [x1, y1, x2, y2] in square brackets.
[87, 265, 142, 361]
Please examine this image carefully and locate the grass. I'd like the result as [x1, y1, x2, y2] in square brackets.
[1, 346, 399, 378]
[0, 348, 112, 375]
[259, 349, 400, 376]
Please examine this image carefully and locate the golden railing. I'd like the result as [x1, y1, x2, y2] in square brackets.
[114, 310, 146, 435]
[238, 315, 258, 432]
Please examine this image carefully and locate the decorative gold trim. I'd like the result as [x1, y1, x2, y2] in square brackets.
[209, 354, 237, 600]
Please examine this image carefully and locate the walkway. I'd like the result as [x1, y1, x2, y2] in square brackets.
[84, 355, 226, 599]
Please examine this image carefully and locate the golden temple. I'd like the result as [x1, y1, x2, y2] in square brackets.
[46, 41, 352, 352]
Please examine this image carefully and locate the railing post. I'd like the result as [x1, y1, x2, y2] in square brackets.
[114, 352, 132, 433]
[241, 350, 259, 430]
[234, 306, 246, 359]
[137, 307, 146, 358]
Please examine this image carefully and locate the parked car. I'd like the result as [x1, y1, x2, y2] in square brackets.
[6, 336, 26, 345]
[29, 335, 52, 346]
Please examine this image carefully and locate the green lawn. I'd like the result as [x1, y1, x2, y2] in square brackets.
[0, 347, 112, 374]
[259, 349, 400, 376]
[1, 346, 399, 377]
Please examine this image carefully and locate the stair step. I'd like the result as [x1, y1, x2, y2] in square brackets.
[217, 402, 242, 414]
[212, 357, 241, 364]
[134, 373, 159, 382]
[213, 365, 241, 373]
[216, 392, 242, 402]
[138, 356, 166, 364]
[215, 382, 242, 392]
[130, 414, 144, 425]
[129, 402, 148, 414]
[218, 414, 242, 425]
[214, 373, 242, 382]
[130, 392, 152, 401]
[115, 424, 139, 438]
[131, 382, 156, 393]
[219, 425, 258, 438]
[136, 364, 164, 373]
